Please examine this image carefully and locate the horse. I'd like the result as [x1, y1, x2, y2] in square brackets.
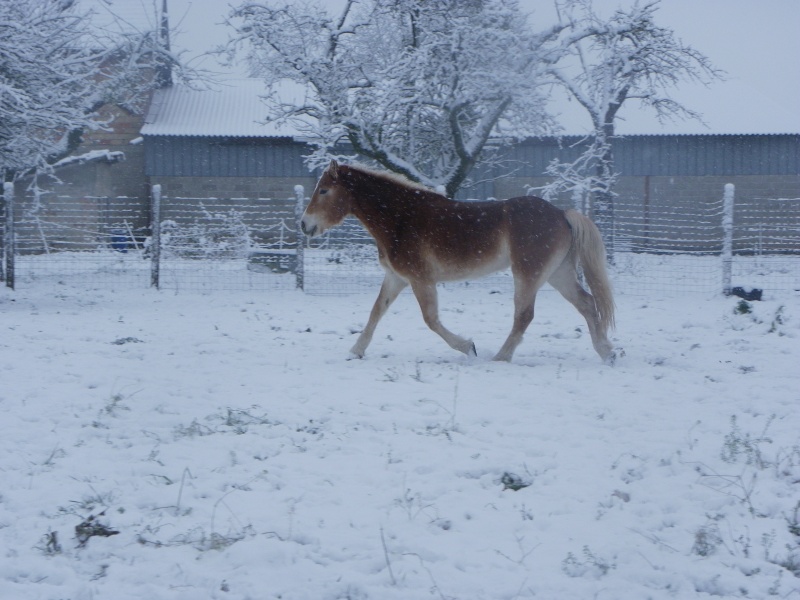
[300, 159, 617, 364]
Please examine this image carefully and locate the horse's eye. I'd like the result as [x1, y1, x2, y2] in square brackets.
[319, 189, 328, 195]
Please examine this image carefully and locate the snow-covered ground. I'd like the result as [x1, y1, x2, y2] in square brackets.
[1, 279, 798, 599]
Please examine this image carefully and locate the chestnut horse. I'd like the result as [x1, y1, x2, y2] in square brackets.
[301, 160, 616, 364]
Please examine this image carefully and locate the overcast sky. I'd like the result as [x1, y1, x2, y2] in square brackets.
[165, 0, 800, 135]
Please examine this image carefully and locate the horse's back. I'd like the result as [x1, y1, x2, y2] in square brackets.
[503, 195, 566, 219]
[424, 195, 569, 251]
[503, 196, 570, 236]
[428, 195, 563, 224]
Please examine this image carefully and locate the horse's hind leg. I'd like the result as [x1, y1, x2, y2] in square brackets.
[410, 280, 476, 356]
[350, 270, 408, 358]
[493, 276, 537, 362]
[548, 260, 615, 363]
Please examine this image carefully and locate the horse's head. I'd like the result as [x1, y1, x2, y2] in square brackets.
[300, 159, 351, 238]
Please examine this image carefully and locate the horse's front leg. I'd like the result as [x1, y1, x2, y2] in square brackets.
[350, 270, 408, 358]
[410, 280, 476, 357]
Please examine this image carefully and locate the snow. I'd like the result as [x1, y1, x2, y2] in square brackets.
[141, 79, 313, 138]
[1, 278, 798, 599]
[51, 150, 125, 168]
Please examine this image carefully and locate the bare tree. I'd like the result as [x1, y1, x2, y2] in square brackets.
[230, 0, 594, 197]
[542, 0, 722, 257]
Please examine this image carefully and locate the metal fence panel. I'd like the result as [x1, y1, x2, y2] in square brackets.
[6, 185, 799, 297]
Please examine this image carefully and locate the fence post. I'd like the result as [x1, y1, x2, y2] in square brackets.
[294, 185, 305, 291]
[150, 184, 161, 289]
[3, 182, 14, 290]
[722, 183, 735, 295]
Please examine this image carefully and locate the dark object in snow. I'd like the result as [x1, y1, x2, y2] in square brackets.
[44, 530, 62, 554]
[729, 286, 762, 301]
[500, 472, 531, 491]
[111, 336, 143, 345]
[75, 512, 119, 547]
[734, 300, 752, 315]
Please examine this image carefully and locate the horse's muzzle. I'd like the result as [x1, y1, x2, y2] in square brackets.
[300, 219, 317, 237]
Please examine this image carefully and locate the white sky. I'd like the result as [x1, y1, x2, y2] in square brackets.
[165, 0, 800, 135]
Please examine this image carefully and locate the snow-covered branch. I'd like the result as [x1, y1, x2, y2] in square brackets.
[1, 0, 196, 181]
[542, 0, 722, 249]
[231, 0, 558, 197]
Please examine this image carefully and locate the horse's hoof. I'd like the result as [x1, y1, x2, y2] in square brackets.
[348, 350, 365, 360]
[467, 341, 477, 357]
[603, 348, 623, 366]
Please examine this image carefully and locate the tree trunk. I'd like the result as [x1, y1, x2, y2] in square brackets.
[592, 122, 616, 264]
[593, 149, 615, 264]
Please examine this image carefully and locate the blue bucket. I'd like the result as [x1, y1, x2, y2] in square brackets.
[111, 229, 128, 253]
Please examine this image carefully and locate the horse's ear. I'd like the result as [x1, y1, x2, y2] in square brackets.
[328, 159, 339, 180]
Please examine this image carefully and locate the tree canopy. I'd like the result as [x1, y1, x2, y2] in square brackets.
[231, 0, 585, 197]
[0, 0, 182, 181]
[231, 0, 719, 201]
[541, 0, 722, 254]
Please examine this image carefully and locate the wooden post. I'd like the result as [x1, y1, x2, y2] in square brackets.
[294, 185, 305, 291]
[3, 182, 14, 290]
[722, 183, 734, 295]
[150, 184, 161, 289]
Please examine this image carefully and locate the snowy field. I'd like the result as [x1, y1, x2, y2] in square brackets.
[1, 277, 799, 599]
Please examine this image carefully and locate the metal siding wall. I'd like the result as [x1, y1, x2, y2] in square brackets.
[668, 137, 681, 175]
[620, 138, 638, 174]
[244, 145, 258, 177]
[145, 134, 799, 179]
[145, 137, 315, 177]
[784, 136, 795, 172]
[681, 137, 695, 176]
[608, 135, 799, 176]
[220, 144, 227, 177]
[775, 135, 798, 174]
[729, 137, 742, 175]
[189, 138, 204, 176]
[767, 137, 781, 173]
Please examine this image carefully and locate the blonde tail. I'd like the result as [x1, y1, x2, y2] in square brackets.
[564, 209, 616, 333]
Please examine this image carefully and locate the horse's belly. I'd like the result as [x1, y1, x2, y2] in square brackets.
[428, 240, 511, 282]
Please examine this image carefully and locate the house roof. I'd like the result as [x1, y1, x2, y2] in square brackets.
[141, 79, 311, 138]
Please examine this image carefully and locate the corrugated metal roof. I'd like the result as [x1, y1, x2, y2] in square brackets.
[141, 79, 312, 138]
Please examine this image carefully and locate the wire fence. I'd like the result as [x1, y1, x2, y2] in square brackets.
[3, 183, 798, 298]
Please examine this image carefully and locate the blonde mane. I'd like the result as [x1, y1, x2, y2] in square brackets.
[344, 163, 446, 198]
